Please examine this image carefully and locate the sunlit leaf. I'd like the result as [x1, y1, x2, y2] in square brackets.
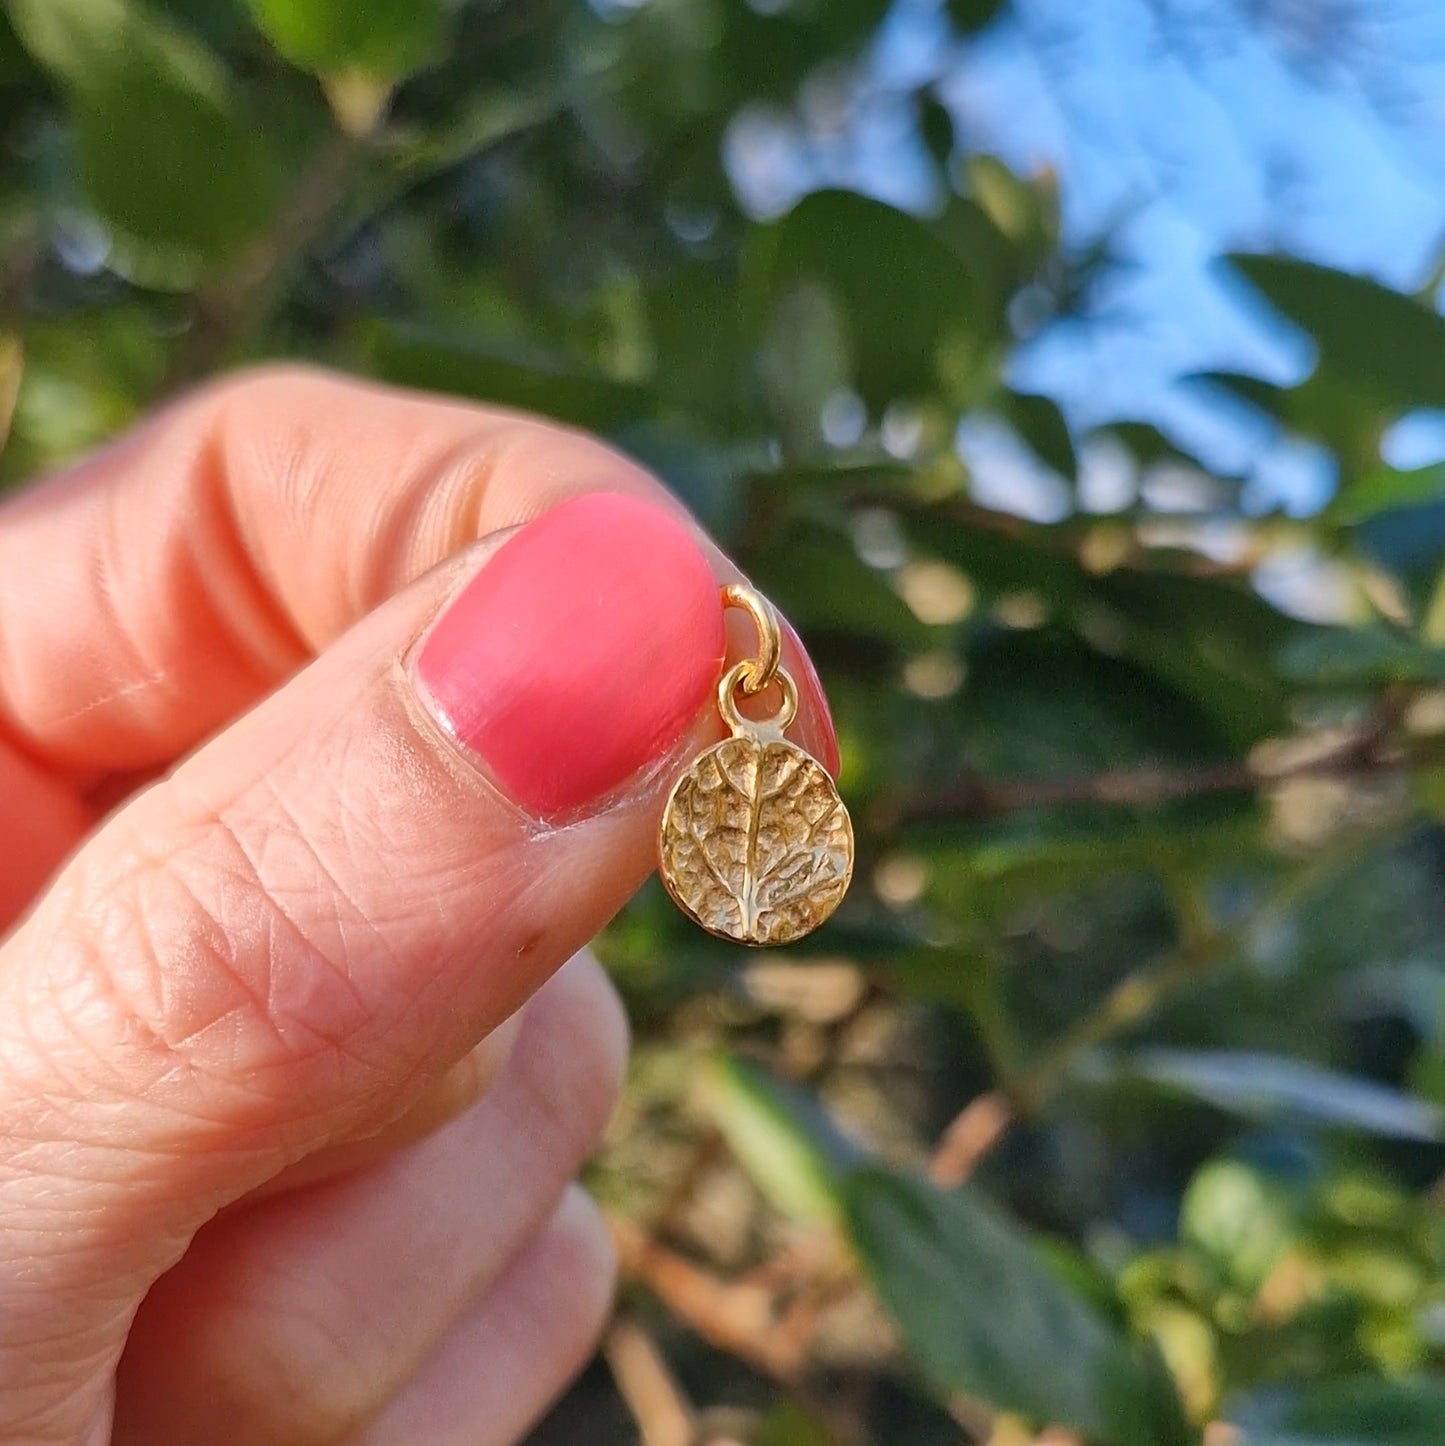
[1180, 1159, 1297, 1295]
[699, 1056, 860, 1227]
[246, 0, 445, 81]
[1328, 463, 1445, 526]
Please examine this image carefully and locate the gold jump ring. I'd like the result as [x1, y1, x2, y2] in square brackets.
[721, 582, 781, 696]
[717, 659, 798, 735]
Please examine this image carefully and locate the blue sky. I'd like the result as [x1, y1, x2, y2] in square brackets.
[727, 0, 1445, 513]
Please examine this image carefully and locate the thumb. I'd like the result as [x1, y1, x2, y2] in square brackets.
[0, 491, 832, 1437]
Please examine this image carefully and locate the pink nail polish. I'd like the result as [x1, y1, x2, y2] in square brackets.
[414, 493, 726, 817]
[781, 617, 841, 778]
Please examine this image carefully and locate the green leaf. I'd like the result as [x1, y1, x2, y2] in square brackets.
[1234, 1377, 1445, 1445]
[1002, 389, 1076, 480]
[843, 1168, 1194, 1444]
[1181, 1160, 1297, 1295]
[946, 0, 1008, 33]
[749, 521, 936, 653]
[8, 0, 282, 270]
[919, 93, 955, 169]
[1091, 569, 1300, 749]
[1279, 626, 1445, 686]
[2, 307, 165, 480]
[758, 280, 851, 458]
[699, 1056, 860, 1227]
[1327, 462, 1445, 525]
[358, 322, 656, 432]
[246, 0, 444, 81]
[1191, 367, 1386, 476]
[1095, 1049, 1445, 1142]
[1228, 255, 1445, 413]
[1192, 370, 1293, 422]
[754, 1401, 835, 1446]
[748, 190, 997, 411]
[957, 626, 1245, 781]
[1099, 420, 1220, 477]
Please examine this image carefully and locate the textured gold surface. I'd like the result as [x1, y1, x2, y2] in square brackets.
[658, 733, 854, 946]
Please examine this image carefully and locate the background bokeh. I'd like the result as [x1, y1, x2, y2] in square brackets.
[5, 1, 1445, 1441]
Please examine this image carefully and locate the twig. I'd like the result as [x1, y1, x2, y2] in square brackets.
[1015, 823, 1391, 1114]
[609, 1212, 808, 1383]
[604, 1316, 697, 1446]
[929, 1090, 1014, 1188]
[609, 1213, 872, 1445]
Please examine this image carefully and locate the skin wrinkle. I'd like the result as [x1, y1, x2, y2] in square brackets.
[193, 407, 313, 686]
[345, 432, 498, 627]
[197, 765, 523, 1087]
[1, 774, 540, 1242]
[74, 744, 399, 1092]
[100, 476, 179, 743]
[214, 371, 509, 650]
[7, 857, 334, 1171]
[0, 639, 577, 1290]
[16, 926, 354, 1155]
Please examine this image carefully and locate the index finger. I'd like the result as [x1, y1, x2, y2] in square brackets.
[0, 366, 835, 780]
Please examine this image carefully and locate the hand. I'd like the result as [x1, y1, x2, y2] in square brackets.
[0, 369, 837, 1446]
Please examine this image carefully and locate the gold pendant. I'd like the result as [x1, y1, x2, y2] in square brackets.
[658, 584, 853, 946]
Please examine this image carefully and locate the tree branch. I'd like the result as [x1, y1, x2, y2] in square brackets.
[897, 721, 1426, 828]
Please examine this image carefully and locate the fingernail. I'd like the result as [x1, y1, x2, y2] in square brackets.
[414, 493, 726, 817]
[781, 617, 841, 778]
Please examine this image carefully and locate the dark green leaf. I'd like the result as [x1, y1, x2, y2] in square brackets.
[1234, 1377, 1445, 1445]
[1228, 254, 1445, 413]
[946, 0, 1008, 34]
[1098, 420, 1218, 476]
[1092, 1049, 1445, 1141]
[1279, 627, 1445, 687]
[359, 322, 656, 432]
[1192, 370, 1293, 422]
[748, 190, 997, 411]
[749, 521, 937, 652]
[9, 0, 282, 269]
[1002, 389, 1076, 480]
[919, 93, 955, 169]
[843, 1168, 1193, 1443]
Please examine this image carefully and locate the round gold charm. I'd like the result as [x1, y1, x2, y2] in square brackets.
[658, 731, 854, 947]
[657, 583, 853, 947]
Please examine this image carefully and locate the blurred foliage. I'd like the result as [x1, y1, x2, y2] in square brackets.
[4, 0, 1445, 1442]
